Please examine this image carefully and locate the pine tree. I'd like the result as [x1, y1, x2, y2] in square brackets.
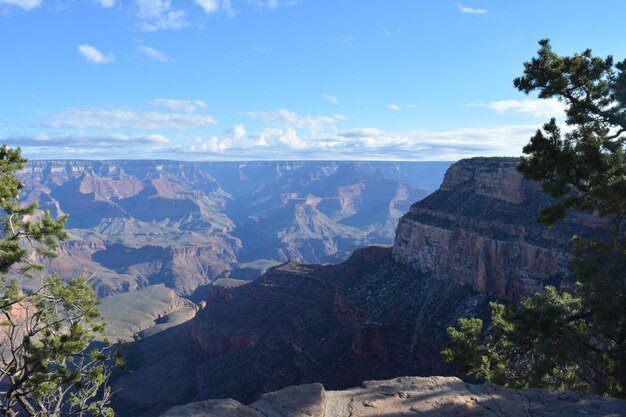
[0, 146, 118, 416]
[443, 40, 626, 397]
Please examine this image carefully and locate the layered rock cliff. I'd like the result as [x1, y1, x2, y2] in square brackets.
[393, 157, 602, 301]
[159, 376, 626, 417]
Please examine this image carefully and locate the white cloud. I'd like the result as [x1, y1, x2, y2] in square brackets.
[0, 0, 41, 10]
[244, 108, 345, 131]
[457, 3, 487, 14]
[95, 0, 115, 7]
[322, 93, 339, 104]
[137, 45, 169, 62]
[148, 99, 207, 113]
[485, 98, 566, 118]
[195, 0, 219, 13]
[78, 44, 114, 64]
[386, 104, 417, 111]
[196, 0, 234, 16]
[43, 107, 217, 130]
[136, 0, 188, 31]
[188, 124, 310, 153]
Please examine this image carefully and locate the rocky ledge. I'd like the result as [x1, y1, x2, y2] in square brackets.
[159, 376, 626, 417]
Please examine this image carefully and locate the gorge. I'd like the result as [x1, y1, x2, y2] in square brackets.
[104, 157, 603, 417]
[18, 160, 449, 299]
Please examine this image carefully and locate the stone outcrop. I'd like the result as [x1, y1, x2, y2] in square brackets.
[393, 157, 602, 301]
[159, 376, 626, 417]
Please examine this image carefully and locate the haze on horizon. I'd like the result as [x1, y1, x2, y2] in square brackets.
[1, 0, 625, 161]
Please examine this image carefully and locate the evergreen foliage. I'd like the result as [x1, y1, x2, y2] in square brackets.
[443, 40, 626, 397]
[0, 146, 118, 417]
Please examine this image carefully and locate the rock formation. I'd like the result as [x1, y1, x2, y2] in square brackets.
[159, 376, 626, 417]
[393, 157, 602, 301]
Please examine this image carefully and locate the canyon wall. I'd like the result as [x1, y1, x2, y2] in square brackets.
[393, 157, 602, 301]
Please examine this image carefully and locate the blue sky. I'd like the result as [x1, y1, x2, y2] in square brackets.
[1, 0, 625, 160]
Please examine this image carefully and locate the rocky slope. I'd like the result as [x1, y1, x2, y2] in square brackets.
[18, 160, 448, 297]
[99, 285, 199, 342]
[112, 247, 490, 417]
[112, 157, 603, 417]
[159, 376, 626, 417]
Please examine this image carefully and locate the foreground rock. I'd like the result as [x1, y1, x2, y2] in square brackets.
[160, 376, 626, 417]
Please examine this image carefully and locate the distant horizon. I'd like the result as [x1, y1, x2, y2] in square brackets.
[23, 157, 461, 163]
[2, 1, 625, 160]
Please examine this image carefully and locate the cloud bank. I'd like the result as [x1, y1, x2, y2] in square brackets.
[4, 102, 541, 160]
[177, 123, 538, 161]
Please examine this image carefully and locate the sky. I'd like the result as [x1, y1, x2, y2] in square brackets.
[1, 0, 625, 161]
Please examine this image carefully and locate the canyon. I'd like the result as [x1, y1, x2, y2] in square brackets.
[110, 157, 604, 417]
[18, 160, 449, 298]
